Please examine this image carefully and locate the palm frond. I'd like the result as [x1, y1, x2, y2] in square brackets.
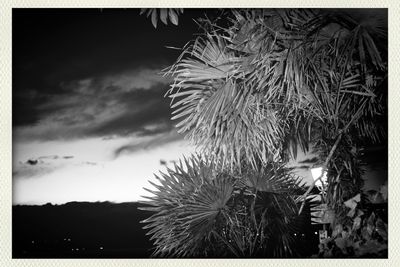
[141, 154, 312, 257]
[140, 155, 235, 257]
[140, 8, 184, 28]
[165, 32, 289, 170]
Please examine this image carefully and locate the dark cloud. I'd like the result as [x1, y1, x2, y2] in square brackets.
[91, 93, 173, 137]
[13, 154, 101, 179]
[12, 8, 207, 129]
[26, 159, 38, 166]
[25, 156, 62, 165]
[14, 155, 77, 179]
[24, 155, 74, 165]
[114, 131, 182, 158]
[13, 70, 176, 141]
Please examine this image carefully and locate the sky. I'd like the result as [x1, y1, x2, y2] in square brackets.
[12, 9, 211, 205]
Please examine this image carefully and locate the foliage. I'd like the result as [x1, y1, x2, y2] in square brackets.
[140, 155, 310, 257]
[140, 8, 387, 258]
[140, 8, 183, 28]
[165, 9, 386, 171]
[317, 191, 388, 257]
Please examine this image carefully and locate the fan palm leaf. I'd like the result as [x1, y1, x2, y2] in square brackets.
[166, 13, 313, 170]
[140, 155, 235, 257]
[141, 154, 313, 257]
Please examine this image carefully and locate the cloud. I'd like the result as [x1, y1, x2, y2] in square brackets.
[59, 67, 171, 95]
[13, 67, 176, 141]
[12, 130, 190, 182]
[26, 159, 39, 165]
[13, 153, 103, 180]
[13, 155, 78, 179]
[12, 135, 196, 205]
[90, 97, 173, 138]
[114, 130, 183, 158]
[99, 68, 171, 91]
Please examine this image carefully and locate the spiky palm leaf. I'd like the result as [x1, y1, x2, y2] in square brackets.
[140, 155, 311, 257]
[166, 8, 386, 170]
[140, 155, 235, 257]
[165, 13, 307, 170]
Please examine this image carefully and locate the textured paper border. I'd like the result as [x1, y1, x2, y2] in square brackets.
[1, 1, 397, 266]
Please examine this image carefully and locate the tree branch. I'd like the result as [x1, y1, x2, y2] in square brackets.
[297, 133, 342, 214]
[296, 92, 370, 215]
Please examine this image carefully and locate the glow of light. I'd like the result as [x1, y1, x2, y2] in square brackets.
[310, 166, 327, 188]
[13, 135, 195, 205]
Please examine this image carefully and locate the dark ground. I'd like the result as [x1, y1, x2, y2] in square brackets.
[13, 201, 323, 258]
[13, 202, 154, 258]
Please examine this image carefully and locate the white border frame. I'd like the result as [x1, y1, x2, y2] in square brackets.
[1, 1, 398, 266]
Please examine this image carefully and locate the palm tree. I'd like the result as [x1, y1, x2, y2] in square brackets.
[140, 155, 310, 257]
[140, 8, 387, 257]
